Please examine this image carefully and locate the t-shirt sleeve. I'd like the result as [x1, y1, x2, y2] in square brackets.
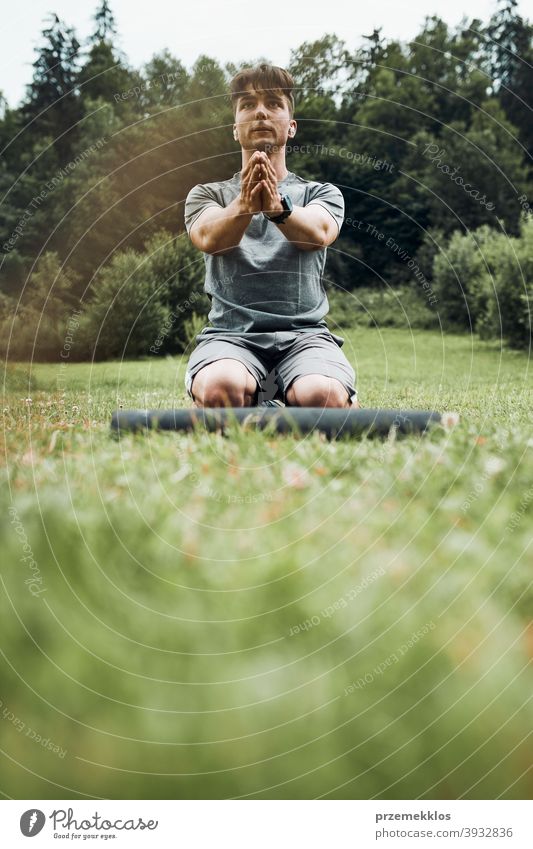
[184, 183, 221, 235]
[306, 182, 345, 237]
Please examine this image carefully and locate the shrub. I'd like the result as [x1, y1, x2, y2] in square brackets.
[79, 248, 170, 361]
[491, 215, 533, 348]
[326, 285, 439, 331]
[79, 230, 209, 360]
[431, 229, 488, 330]
[181, 310, 208, 349]
[430, 219, 533, 347]
[0, 252, 80, 361]
[141, 230, 209, 353]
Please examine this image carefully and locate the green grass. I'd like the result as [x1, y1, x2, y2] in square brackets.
[1, 327, 532, 800]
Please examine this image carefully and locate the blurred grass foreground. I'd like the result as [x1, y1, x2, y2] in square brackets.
[1, 327, 532, 799]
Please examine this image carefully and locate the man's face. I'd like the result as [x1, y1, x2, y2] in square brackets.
[233, 85, 296, 152]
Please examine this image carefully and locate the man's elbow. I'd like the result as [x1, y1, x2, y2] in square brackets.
[304, 225, 336, 251]
[196, 235, 215, 254]
[297, 236, 328, 252]
[203, 238, 234, 256]
[190, 229, 221, 255]
[189, 225, 208, 253]
[321, 221, 339, 248]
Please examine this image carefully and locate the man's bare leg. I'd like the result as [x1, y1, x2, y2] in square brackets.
[190, 359, 259, 407]
[285, 375, 359, 408]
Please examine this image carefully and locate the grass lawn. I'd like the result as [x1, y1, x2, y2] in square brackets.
[1, 327, 532, 799]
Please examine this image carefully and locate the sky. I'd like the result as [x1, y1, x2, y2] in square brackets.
[2, 0, 527, 108]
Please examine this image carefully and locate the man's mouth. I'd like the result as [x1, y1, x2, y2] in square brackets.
[252, 127, 272, 132]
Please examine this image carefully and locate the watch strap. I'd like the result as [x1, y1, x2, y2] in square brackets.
[264, 194, 292, 224]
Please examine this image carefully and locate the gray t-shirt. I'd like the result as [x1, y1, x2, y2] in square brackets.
[184, 170, 344, 338]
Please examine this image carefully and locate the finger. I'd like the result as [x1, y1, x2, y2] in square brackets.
[262, 160, 277, 182]
[262, 156, 277, 176]
[266, 170, 279, 191]
[262, 186, 276, 206]
[258, 163, 272, 183]
[264, 178, 278, 198]
[244, 163, 262, 187]
[242, 155, 260, 179]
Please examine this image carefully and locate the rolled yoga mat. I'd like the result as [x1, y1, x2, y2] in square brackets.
[111, 407, 456, 439]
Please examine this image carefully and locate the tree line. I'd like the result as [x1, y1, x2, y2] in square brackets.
[1, 0, 532, 359]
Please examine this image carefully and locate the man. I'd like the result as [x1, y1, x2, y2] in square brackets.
[183, 63, 358, 409]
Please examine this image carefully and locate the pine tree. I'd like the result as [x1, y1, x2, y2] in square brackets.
[77, 1, 140, 116]
[93, 0, 117, 41]
[22, 14, 83, 160]
[486, 0, 533, 158]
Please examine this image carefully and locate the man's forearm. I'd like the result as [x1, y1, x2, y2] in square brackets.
[268, 205, 335, 251]
[192, 188, 336, 255]
[192, 196, 254, 255]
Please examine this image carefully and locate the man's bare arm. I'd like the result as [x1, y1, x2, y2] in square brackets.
[260, 155, 339, 251]
[189, 153, 264, 255]
[189, 197, 253, 255]
[269, 203, 339, 251]
[189, 150, 340, 254]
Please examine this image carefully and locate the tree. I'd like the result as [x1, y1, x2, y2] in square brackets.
[289, 34, 350, 101]
[77, 1, 140, 118]
[407, 99, 527, 240]
[93, 0, 117, 41]
[486, 0, 533, 158]
[341, 28, 387, 117]
[140, 51, 189, 110]
[22, 14, 83, 160]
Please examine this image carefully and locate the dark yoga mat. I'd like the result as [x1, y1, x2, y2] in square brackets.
[111, 407, 451, 439]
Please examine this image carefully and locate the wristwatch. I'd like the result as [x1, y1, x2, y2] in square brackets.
[264, 194, 293, 224]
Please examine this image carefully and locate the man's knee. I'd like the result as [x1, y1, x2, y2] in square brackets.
[190, 359, 258, 407]
[285, 374, 352, 408]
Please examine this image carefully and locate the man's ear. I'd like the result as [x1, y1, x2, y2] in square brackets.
[233, 126, 239, 140]
[288, 119, 297, 139]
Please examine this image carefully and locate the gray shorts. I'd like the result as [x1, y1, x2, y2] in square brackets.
[184, 329, 357, 405]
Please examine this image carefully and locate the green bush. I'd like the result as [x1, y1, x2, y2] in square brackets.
[0, 251, 80, 361]
[430, 218, 533, 347]
[490, 215, 533, 348]
[79, 248, 170, 360]
[141, 230, 210, 353]
[181, 310, 208, 349]
[326, 285, 439, 331]
[431, 227, 491, 331]
[79, 230, 209, 360]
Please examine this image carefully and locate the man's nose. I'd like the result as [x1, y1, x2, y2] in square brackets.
[254, 103, 267, 118]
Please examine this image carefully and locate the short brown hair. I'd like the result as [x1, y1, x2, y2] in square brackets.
[230, 64, 295, 117]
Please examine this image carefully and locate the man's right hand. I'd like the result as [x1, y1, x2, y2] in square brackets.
[189, 153, 268, 254]
[238, 151, 265, 215]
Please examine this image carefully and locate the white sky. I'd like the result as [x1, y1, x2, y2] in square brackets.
[2, 0, 528, 108]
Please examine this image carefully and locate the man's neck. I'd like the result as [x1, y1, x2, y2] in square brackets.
[241, 149, 289, 182]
